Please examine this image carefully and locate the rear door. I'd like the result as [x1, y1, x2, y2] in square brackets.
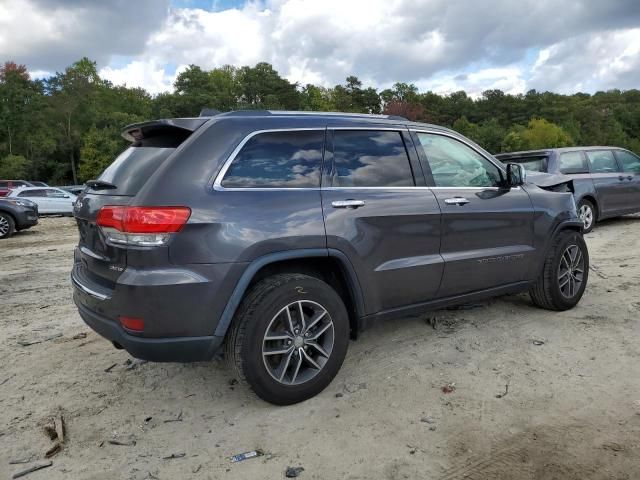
[413, 130, 535, 297]
[585, 150, 624, 216]
[613, 149, 640, 212]
[321, 128, 443, 315]
[44, 188, 73, 213]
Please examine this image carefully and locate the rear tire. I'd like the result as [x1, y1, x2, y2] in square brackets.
[577, 199, 596, 233]
[225, 273, 350, 405]
[529, 230, 589, 311]
[0, 212, 15, 239]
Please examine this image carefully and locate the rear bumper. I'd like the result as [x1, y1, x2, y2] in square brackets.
[75, 300, 223, 362]
[70, 256, 242, 362]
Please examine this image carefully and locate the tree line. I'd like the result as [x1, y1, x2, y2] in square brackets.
[1, 57, 639, 184]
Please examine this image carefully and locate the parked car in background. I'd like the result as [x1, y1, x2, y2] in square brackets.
[0, 197, 39, 239]
[8, 186, 77, 215]
[0, 180, 33, 197]
[59, 185, 86, 196]
[71, 110, 588, 405]
[496, 147, 640, 233]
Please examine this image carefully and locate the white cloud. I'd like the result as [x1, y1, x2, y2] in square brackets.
[3, 0, 640, 94]
[530, 28, 640, 92]
[99, 61, 188, 95]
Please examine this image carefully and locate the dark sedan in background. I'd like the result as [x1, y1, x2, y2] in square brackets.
[0, 197, 39, 239]
[496, 147, 640, 232]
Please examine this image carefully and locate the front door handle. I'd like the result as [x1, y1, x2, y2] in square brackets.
[332, 200, 365, 209]
[444, 197, 470, 206]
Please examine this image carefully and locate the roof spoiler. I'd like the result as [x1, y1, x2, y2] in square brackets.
[121, 118, 210, 142]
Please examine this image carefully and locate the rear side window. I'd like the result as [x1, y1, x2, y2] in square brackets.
[615, 150, 640, 173]
[45, 189, 67, 198]
[330, 130, 414, 187]
[221, 131, 324, 188]
[0, 181, 7, 188]
[558, 151, 588, 174]
[586, 151, 619, 173]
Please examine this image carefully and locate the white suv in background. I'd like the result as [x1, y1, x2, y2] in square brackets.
[8, 186, 77, 215]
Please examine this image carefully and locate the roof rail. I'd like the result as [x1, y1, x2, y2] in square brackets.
[214, 110, 408, 121]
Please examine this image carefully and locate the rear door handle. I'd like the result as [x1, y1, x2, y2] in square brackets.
[332, 200, 365, 209]
[444, 197, 470, 206]
[627, 175, 633, 181]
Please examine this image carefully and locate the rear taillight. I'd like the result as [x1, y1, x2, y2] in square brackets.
[97, 206, 190, 246]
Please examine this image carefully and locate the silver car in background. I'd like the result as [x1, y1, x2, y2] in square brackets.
[8, 186, 77, 215]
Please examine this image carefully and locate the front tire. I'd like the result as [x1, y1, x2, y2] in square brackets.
[529, 230, 589, 311]
[225, 273, 350, 405]
[0, 212, 15, 239]
[577, 199, 596, 233]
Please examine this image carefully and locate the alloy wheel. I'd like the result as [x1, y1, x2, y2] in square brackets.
[0, 216, 9, 237]
[557, 244, 585, 298]
[578, 204, 593, 231]
[262, 300, 334, 385]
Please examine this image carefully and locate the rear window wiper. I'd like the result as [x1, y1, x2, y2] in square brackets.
[86, 180, 117, 190]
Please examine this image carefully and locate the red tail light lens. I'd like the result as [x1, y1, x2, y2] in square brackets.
[97, 206, 191, 233]
[119, 316, 145, 332]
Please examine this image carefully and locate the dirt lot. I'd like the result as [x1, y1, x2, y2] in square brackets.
[1, 216, 639, 480]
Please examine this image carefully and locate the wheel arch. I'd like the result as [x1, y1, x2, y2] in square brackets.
[214, 249, 365, 340]
[577, 194, 599, 218]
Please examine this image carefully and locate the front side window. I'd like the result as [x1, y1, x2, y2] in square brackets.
[221, 131, 324, 188]
[18, 189, 46, 197]
[417, 133, 502, 187]
[615, 150, 640, 173]
[331, 130, 414, 187]
[586, 151, 619, 173]
[558, 151, 588, 173]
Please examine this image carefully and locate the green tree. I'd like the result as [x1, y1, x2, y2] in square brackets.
[0, 153, 31, 178]
[502, 118, 573, 152]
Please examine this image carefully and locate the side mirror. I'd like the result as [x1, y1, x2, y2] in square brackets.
[506, 163, 526, 187]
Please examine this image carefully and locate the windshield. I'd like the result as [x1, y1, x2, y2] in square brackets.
[506, 156, 548, 172]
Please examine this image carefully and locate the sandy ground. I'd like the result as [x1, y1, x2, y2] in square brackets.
[1, 216, 639, 480]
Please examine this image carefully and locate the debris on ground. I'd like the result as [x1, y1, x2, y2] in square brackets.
[164, 411, 183, 423]
[230, 450, 263, 463]
[11, 461, 53, 479]
[426, 316, 438, 329]
[589, 264, 608, 279]
[1, 374, 15, 386]
[71, 332, 87, 340]
[344, 382, 367, 393]
[495, 384, 510, 399]
[108, 439, 137, 446]
[125, 359, 148, 371]
[441, 383, 456, 394]
[602, 442, 624, 452]
[162, 452, 186, 460]
[45, 443, 62, 458]
[420, 416, 436, 424]
[335, 392, 343, 398]
[9, 458, 33, 465]
[285, 466, 305, 477]
[43, 413, 65, 457]
[192, 465, 202, 474]
[532, 340, 545, 346]
[18, 333, 62, 347]
[104, 363, 118, 373]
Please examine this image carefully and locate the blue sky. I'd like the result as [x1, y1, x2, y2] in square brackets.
[2, 0, 639, 96]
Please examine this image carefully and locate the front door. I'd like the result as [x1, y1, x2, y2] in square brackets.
[321, 128, 443, 315]
[413, 131, 535, 297]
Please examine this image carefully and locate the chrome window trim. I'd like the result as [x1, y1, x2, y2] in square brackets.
[213, 128, 326, 191]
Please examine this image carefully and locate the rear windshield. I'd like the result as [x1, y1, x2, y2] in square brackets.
[504, 156, 548, 172]
[89, 147, 175, 196]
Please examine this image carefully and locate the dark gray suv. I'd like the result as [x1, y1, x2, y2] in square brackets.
[496, 147, 640, 233]
[72, 111, 588, 404]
